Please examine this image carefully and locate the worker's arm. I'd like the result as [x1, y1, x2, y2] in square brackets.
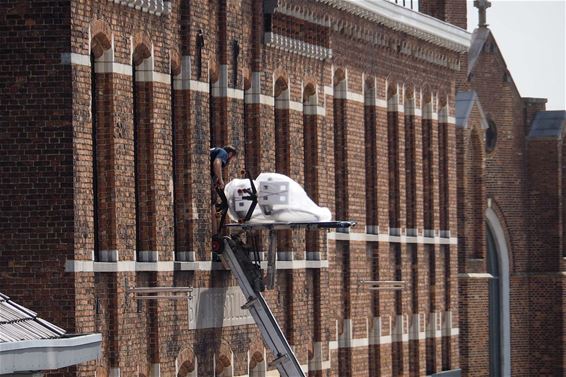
[213, 158, 225, 189]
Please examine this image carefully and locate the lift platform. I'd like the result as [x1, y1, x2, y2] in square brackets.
[213, 173, 354, 377]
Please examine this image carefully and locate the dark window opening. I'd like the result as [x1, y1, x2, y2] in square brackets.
[196, 30, 205, 79]
[232, 40, 240, 88]
[487, 226, 502, 377]
[91, 53, 100, 261]
[486, 119, 497, 152]
[132, 62, 141, 256]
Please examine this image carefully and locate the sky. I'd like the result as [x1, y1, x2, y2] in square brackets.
[465, 0, 566, 110]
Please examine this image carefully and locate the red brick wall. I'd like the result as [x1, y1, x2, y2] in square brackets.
[0, 0, 77, 337]
[420, 0, 468, 29]
[0, 1, 483, 376]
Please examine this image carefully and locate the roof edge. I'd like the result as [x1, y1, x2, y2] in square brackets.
[0, 334, 101, 374]
[317, 0, 472, 52]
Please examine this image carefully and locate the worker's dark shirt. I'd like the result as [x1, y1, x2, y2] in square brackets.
[210, 147, 228, 176]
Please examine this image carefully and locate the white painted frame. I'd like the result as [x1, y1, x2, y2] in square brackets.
[485, 206, 512, 377]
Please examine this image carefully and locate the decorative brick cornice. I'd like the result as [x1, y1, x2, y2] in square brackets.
[111, 0, 171, 16]
[264, 32, 332, 60]
[317, 0, 471, 52]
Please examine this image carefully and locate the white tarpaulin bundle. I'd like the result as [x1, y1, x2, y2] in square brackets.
[224, 172, 332, 223]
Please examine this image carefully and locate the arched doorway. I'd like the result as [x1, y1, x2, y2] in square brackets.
[485, 207, 511, 377]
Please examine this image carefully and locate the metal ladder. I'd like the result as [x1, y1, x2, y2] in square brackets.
[218, 236, 305, 377]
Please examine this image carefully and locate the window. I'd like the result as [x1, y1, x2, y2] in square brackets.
[486, 119, 497, 152]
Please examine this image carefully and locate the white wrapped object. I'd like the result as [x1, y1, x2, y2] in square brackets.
[224, 172, 332, 223]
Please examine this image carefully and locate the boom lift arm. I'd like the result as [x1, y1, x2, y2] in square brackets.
[213, 173, 354, 376]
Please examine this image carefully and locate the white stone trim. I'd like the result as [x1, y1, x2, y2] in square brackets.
[486, 206, 512, 377]
[333, 314, 458, 351]
[191, 80, 210, 93]
[137, 250, 159, 262]
[244, 93, 274, 106]
[61, 52, 91, 66]
[290, 101, 303, 112]
[441, 311, 459, 337]
[337, 319, 369, 348]
[387, 94, 404, 113]
[308, 341, 331, 371]
[409, 313, 426, 340]
[150, 363, 160, 377]
[327, 232, 458, 245]
[368, 317, 392, 345]
[136, 261, 175, 271]
[172, 56, 210, 93]
[136, 70, 171, 84]
[346, 91, 364, 103]
[264, 32, 332, 60]
[318, 0, 471, 52]
[211, 65, 245, 99]
[111, 0, 171, 16]
[105, 62, 133, 76]
[404, 99, 422, 117]
[457, 273, 493, 279]
[304, 105, 326, 116]
[439, 106, 454, 124]
[392, 314, 409, 343]
[62, 51, 170, 83]
[226, 88, 244, 100]
[423, 113, 439, 121]
[98, 250, 118, 262]
[109, 368, 121, 377]
[66, 258, 328, 272]
[244, 72, 273, 106]
[426, 312, 442, 339]
[275, 3, 331, 27]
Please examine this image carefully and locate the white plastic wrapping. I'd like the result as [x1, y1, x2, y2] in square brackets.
[224, 172, 332, 223]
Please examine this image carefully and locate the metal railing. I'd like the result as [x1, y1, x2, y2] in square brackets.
[386, 0, 419, 11]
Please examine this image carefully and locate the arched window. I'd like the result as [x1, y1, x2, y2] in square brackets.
[387, 82, 401, 232]
[487, 225, 501, 377]
[91, 31, 115, 262]
[439, 101, 450, 232]
[333, 69, 347, 221]
[404, 88, 417, 233]
[422, 92, 434, 233]
[91, 51, 100, 260]
[132, 42, 155, 261]
[243, 72, 258, 175]
[209, 64, 224, 147]
[333, 70, 352, 374]
[303, 83, 318, 253]
[485, 208, 512, 377]
[274, 77, 290, 175]
[274, 76, 290, 252]
[364, 79, 378, 233]
[426, 244, 437, 374]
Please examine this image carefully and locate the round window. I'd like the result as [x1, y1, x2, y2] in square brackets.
[486, 119, 497, 152]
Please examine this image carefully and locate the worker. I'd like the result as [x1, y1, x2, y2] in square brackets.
[210, 145, 238, 189]
[210, 145, 237, 236]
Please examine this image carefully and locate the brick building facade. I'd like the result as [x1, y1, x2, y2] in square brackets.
[0, 0, 563, 376]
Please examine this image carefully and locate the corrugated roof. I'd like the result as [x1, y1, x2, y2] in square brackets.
[528, 111, 566, 140]
[0, 293, 65, 343]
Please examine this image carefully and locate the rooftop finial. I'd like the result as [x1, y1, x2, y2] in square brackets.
[474, 0, 492, 27]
